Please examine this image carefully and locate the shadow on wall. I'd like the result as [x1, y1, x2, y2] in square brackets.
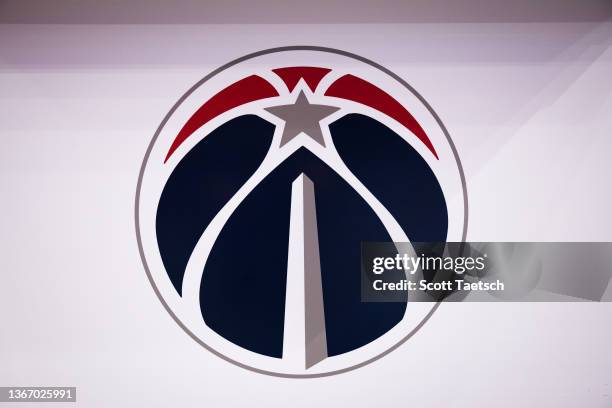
[0, 0, 611, 24]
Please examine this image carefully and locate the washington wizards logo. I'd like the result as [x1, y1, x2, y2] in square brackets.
[136, 47, 467, 377]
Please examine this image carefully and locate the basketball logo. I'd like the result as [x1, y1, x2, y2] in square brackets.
[136, 47, 467, 377]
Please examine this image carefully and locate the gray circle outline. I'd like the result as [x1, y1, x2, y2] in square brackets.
[135, 46, 469, 378]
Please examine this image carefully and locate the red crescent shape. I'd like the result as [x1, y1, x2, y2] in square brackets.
[165, 75, 279, 163]
[325, 74, 439, 159]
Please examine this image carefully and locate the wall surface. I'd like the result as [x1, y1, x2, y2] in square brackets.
[1, 2, 612, 407]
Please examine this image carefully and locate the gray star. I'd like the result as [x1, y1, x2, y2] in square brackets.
[265, 92, 340, 147]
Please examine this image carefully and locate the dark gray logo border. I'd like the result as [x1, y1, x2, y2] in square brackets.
[134, 46, 469, 378]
